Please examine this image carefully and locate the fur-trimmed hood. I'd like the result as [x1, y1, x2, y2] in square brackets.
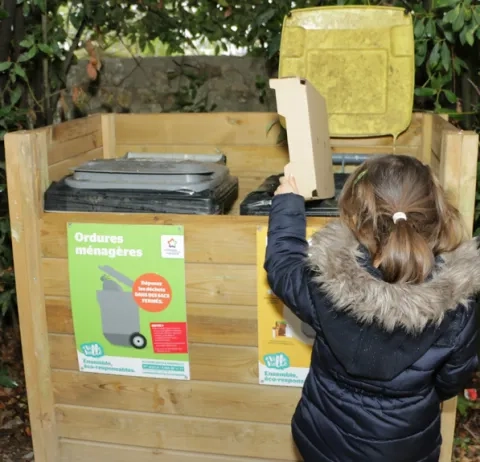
[309, 220, 480, 334]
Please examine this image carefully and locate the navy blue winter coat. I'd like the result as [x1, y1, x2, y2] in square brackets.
[264, 193, 479, 462]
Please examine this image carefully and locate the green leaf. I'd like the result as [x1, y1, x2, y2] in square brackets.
[19, 36, 34, 49]
[464, 6, 472, 21]
[440, 42, 450, 71]
[465, 25, 478, 46]
[459, 27, 467, 45]
[255, 9, 276, 26]
[474, 6, 480, 24]
[218, 0, 228, 6]
[443, 89, 457, 103]
[443, 4, 460, 24]
[414, 87, 437, 97]
[443, 30, 455, 43]
[0, 61, 12, 72]
[34, 0, 46, 13]
[13, 64, 27, 81]
[428, 42, 441, 70]
[452, 7, 465, 32]
[436, 0, 458, 8]
[0, 9, 9, 20]
[426, 19, 436, 38]
[414, 18, 425, 38]
[38, 43, 53, 56]
[0, 371, 17, 388]
[452, 56, 468, 74]
[17, 45, 37, 63]
[9, 87, 22, 106]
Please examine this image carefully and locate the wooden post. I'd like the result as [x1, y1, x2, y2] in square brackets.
[437, 121, 479, 462]
[420, 113, 433, 165]
[4, 130, 59, 462]
[101, 113, 117, 159]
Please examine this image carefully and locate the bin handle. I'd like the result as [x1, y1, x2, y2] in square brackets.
[98, 265, 134, 288]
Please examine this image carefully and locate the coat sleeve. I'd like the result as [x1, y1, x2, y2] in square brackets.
[434, 306, 479, 401]
[263, 193, 320, 330]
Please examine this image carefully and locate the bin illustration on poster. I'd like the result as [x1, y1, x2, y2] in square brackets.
[257, 226, 317, 387]
[67, 223, 189, 380]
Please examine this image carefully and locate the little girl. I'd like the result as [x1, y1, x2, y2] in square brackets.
[265, 155, 478, 462]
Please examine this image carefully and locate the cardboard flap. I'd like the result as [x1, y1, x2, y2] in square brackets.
[270, 77, 334, 200]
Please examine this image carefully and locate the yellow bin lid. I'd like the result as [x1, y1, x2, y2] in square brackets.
[278, 6, 415, 138]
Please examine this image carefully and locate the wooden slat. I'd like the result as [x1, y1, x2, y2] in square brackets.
[55, 404, 299, 460]
[49, 115, 102, 144]
[42, 258, 257, 306]
[52, 369, 299, 424]
[4, 131, 59, 461]
[47, 131, 102, 165]
[40, 213, 330, 262]
[50, 334, 258, 384]
[46, 297, 257, 346]
[432, 114, 460, 158]
[114, 113, 282, 146]
[59, 439, 293, 462]
[48, 147, 103, 182]
[114, 144, 415, 175]
[458, 133, 479, 230]
[437, 126, 478, 462]
[420, 112, 432, 165]
[439, 132, 463, 209]
[101, 114, 116, 159]
[439, 398, 458, 462]
[114, 112, 422, 148]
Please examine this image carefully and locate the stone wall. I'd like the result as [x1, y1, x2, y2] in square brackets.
[66, 56, 276, 115]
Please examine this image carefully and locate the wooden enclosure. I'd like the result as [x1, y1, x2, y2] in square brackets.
[4, 112, 478, 462]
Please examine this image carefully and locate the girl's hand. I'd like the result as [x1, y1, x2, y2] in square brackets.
[274, 174, 300, 196]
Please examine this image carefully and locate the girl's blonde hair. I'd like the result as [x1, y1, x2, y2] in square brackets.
[338, 155, 466, 284]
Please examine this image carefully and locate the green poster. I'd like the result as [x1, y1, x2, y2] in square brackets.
[67, 223, 189, 380]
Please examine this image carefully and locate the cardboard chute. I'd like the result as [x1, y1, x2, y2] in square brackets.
[269, 77, 335, 200]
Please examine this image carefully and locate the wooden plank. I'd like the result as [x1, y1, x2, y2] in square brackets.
[48, 147, 104, 182]
[42, 258, 257, 305]
[439, 398, 458, 462]
[59, 439, 293, 462]
[458, 132, 479, 230]
[4, 131, 59, 461]
[114, 144, 415, 174]
[101, 114, 117, 159]
[49, 114, 102, 144]
[420, 112, 433, 165]
[432, 114, 460, 159]
[50, 333, 258, 384]
[55, 404, 299, 460]
[439, 132, 463, 209]
[40, 214, 330, 262]
[437, 128, 478, 462]
[115, 113, 282, 146]
[114, 112, 422, 148]
[47, 131, 102, 166]
[52, 369, 299, 424]
[46, 297, 258, 346]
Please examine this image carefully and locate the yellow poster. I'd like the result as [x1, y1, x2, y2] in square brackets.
[256, 226, 317, 387]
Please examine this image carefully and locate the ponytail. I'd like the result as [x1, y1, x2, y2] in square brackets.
[339, 155, 465, 285]
[378, 219, 434, 284]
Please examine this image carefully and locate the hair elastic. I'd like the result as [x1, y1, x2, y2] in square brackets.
[392, 212, 407, 224]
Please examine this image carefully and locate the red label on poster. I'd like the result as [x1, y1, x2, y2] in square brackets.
[150, 322, 188, 354]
